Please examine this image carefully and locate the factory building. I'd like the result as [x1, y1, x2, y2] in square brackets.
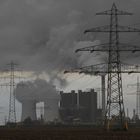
[59, 89, 101, 123]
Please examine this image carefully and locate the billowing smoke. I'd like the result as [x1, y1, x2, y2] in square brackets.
[16, 79, 60, 121]
[16, 79, 60, 102]
[0, 0, 139, 85]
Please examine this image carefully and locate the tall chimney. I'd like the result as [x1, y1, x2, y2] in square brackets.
[78, 90, 82, 109]
[101, 75, 106, 118]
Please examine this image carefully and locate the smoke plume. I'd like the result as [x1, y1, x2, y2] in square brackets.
[0, 0, 139, 85]
[16, 79, 60, 103]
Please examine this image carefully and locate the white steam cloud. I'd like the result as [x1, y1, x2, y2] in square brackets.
[16, 79, 60, 102]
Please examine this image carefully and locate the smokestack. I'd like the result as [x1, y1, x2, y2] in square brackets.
[78, 90, 82, 109]
[133, 109, 136, 117]
[44, 99, 60, 122]
[101, 75, 106, 118]
[127, 108, 129, 118]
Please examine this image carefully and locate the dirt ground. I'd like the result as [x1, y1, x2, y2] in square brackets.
[0, 126, 139, 140]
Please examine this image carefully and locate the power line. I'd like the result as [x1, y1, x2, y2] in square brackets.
[0, 61, 26, 123]
[75, 3, 140, 130]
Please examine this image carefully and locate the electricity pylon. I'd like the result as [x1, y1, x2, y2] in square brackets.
[64, 63, 140, 123]
[0, 61, 24, 123]
[8, 61, 18, 123]
[127, 77, 140, 118]
[75, 3, 140, 129]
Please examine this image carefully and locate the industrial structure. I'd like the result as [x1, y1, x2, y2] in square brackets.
[64, 62, 140, 125]
[64, 63, 106, 120]
[16, 81, 60, 123]
[8, 62, 17, 123]
[1, 2, 140, 140]
[16, 82, 38, 121]
[15, 85, 101, 124]
[128, 77, 140, 119]
[59, 89, 102, 123]
[75, 3, 140, 130]
[0, 61, 20, 123]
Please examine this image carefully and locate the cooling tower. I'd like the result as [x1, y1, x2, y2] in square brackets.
[21, 100, 37, 121]
[15, 82, 38, 122]
[44, 99, 59, 122]
[16, 79, 60, 122]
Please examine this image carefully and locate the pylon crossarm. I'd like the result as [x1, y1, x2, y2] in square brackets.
[78, 71, 140, 74]
[64, 70, 140, 75]
[75, 43, 109, 53]
[82, 63, 107, 67]
[119, 43, 140, 51]
[118, 25, 140, 32]
[81, 67, 106, 75]
[75, 46, 94, 53]
[64, 63, 140, 75]
[121, 63, 140, 71]
[75, 43, 140, 53]
[115, 10, 132, 15]
[64, 63, 108, 75]
[96, 10, 132, 15]
[76, 48, 140, 53]
[80, 63, 107, 70]
[96, 10, 112, 15]
[84, 25, 110, 33]
[64, 69, 81, 74]
[84, 25, 140, 34]
[89, 43, 140, 50]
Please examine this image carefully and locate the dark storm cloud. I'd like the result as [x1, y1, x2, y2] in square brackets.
[0, 0, 139, 78]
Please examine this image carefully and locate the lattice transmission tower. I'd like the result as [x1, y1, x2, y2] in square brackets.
[8, 61, 18, 123]
[0, 61, 25, 123]
[64, 63, 140, 125]
[76, 3, 140, 129]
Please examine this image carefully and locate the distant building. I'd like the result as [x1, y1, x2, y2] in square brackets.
[59, 89, 101, 123]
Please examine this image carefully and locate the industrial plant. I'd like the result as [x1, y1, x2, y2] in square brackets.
[16, 79, 60, 122]
[0, 1, 140, 140]
[59, 89, 101, 123]
[16, 85, 101, 124]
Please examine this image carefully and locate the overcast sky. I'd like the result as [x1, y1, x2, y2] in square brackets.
[0, 0, 139, 72]
[0, 0, 140, 124]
